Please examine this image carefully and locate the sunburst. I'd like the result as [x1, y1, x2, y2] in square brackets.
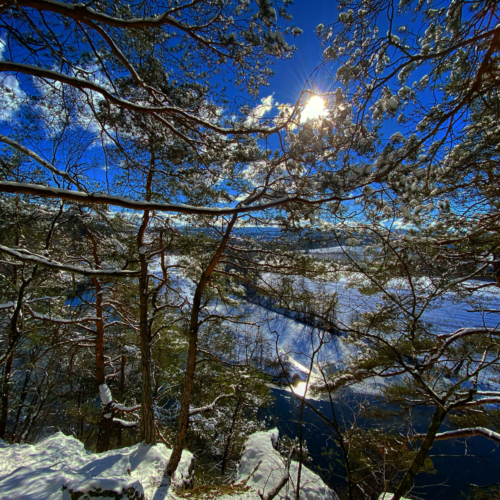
[301, 95, 326, 122]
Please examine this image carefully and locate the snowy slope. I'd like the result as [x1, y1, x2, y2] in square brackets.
[0, 431, 338, 500]
[236, 428, 338, 500]
[0, 432, 194, 500]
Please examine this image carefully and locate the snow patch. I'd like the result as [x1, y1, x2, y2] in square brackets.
[236, 429, 338, 499]
[99, 383, 113, 406]
[0, 432, 194, 499]
[0, 431, 338, 499]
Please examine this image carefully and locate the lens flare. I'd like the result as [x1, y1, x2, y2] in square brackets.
[292, 381, 307, 397]
[301, 95, 326, 122]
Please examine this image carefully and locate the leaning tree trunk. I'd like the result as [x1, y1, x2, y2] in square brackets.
[166, 281, 204, 474]
[392, 405, 447, 500]
[167, 215, 237, 476]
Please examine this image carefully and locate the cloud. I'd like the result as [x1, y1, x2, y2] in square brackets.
[0, 37, 26, 121]
[34, 63, 115, 145]
[245, 94, 274, 125]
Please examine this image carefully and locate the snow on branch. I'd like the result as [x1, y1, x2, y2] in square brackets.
[458, 397, 500, 408]
[0, 134, 80, 187]
[188, 393, 235, 417]
[24, 305, 98, 324]
[0, 61, 282, 136]
[429, 327, 500, 362]
[112, 418, 138, 428]
[99, 384, 113, 406]
[113, 403, 141, 413]
[0, 181, 297, 215]
[0, 244, 140, 277]
[422, 427, 500, 444]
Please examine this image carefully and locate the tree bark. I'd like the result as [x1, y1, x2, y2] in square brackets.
[96, 402, 114, 453]
[0, 270, 33, 437]
[83, 223, 112, 454]
[392, 405, 447, 500]
[167, 214, 237, 476]
[138, 157, 156, 445]
[139, 248, 156, 444]
[221, 397, 241, 477]
[0, 351, 14, 438]
[117, 354, 126, 447]
[94, 276, 113, 452]
[94, 278, 105, 386]
[12, 367, 32, 438]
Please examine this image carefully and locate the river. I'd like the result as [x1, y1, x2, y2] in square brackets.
[262, 387, 500, 499]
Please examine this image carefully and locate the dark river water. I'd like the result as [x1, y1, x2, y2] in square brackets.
[261, 388, 500, 499]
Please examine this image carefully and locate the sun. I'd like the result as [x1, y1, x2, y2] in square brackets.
[301, 95, 326, 122]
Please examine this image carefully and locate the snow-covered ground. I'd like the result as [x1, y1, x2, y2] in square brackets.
[0, 432, 194, 499]
[0, 429, 336, 500]
[236, 429, 338, 500]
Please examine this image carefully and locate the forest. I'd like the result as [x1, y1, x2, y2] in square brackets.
[0, 0, 499, 499]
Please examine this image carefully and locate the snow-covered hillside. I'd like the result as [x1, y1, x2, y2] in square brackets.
[0, 429, 337, 500]
[165, 253, 500, 397]
[236, 429, 338, 500]
[230, 272, 500, 396]
[0, 432, 193, 499]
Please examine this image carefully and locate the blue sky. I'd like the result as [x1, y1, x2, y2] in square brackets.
[268, 0, 334, 105]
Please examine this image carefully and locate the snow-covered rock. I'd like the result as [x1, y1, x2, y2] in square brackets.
[236, 428, 339, 500]
[65, 477, 144, 499]
[0, 432, 194, 500]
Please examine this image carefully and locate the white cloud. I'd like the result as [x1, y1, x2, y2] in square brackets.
[34, 63, 114, 143]
[0, 37, 26, 121]
[245, 94, 274, 125]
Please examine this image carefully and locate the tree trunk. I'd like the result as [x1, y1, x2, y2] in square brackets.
[139, 249, 156, 444]
[0, 351, 14, 438]
[166, 288, 202, 474]
[137, 157, 156, 444]
[392, 405, 447, 500]
[117, 354, 126, 447]
[94, 279, 105, 386]
[0, 274, 31, 438]
[94, 278, 112, 452]
[81, 222, 112, 453]
[167, 215, 237, 476]
[96, 403, 114, 453]
[12, 367, 32, 439]
[221, 397, 241, 477]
